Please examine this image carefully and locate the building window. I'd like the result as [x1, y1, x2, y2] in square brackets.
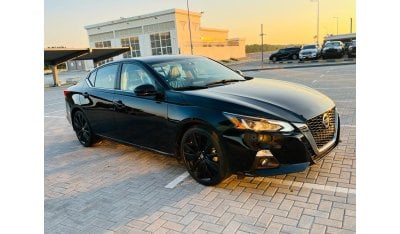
[121, 37, 141, 58]
[94, 41, 113, 65]
[150, 32, 172, 55]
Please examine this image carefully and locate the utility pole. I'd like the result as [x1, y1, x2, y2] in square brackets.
[311, 0, 320, 46]
[350, 18, 353, 33]
[333, 17, 339, 35]
[260, 24, 266, 63]
[186, 0, 193, 55]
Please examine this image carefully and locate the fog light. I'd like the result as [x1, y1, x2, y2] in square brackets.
[261, 159, 268, 166]
[212, 156, 219, 162]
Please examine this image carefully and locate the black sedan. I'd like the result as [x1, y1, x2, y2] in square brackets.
[269, 47, 301, 62]
[64, 55, 340, 186]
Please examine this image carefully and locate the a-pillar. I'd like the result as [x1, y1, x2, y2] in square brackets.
[51, 65, 60, 87]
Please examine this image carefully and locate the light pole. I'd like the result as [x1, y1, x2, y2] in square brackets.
[333, 17, 339, 35]
[186, 0, 193, 55]
[311, 0, 320, 46]
[260, 24, 266, 64]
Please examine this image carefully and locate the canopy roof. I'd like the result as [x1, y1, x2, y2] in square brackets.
[44, 47, 130, 65]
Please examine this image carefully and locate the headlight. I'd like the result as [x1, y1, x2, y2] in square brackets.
[223, 112, 294, 132]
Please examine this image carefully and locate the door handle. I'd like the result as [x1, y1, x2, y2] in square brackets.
[113, 100, 125, 109]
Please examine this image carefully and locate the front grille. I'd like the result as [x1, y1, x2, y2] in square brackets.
[306, 108, 336, 148]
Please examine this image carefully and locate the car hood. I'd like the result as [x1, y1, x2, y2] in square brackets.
[182, 78, 335, 122]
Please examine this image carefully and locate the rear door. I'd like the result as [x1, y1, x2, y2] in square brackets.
[81, 63, 120, 138]
[112, 62, 170, 152]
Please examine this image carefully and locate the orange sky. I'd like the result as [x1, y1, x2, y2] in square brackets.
[44, 0, 356, 47]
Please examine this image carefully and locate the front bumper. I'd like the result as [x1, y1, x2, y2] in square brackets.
[221, 112, 340, 176]
[299, 53, 317, 59]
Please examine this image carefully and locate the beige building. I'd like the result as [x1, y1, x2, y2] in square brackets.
[84, 9, 245, 63]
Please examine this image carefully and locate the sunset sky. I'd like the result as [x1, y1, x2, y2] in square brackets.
[44, 0, 356, 47]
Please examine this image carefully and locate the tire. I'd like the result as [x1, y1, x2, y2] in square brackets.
[72, 110, 96, 147]
[292, 54, 298, 60]
[272, 57, 277, 62]
[181, 126, 229, 186]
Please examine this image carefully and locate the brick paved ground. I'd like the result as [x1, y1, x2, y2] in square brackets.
[45, 65, 356, 233]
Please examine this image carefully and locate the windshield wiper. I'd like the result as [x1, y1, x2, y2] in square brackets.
[174, 85, 209, 91]
[206, 79, 244, 86]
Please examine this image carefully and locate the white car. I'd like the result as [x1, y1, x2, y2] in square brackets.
[299, 44, 319, 60]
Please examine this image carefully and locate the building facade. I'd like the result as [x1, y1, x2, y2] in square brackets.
[84, 9, 245, 64]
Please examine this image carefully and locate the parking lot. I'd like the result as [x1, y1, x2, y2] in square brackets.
[44, 64, 356, 233]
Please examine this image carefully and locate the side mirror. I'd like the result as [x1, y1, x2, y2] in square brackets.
[134, 84, 157, 96]
[235, 70, 244, 76]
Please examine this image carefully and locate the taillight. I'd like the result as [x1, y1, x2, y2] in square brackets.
[64, 90, 71, 96]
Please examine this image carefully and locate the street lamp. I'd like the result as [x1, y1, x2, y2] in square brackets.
[333, 17, 339, 35]
[186, 0, 193, 55]
[260, 24, 266, 64]
[310, 0, 320, 46]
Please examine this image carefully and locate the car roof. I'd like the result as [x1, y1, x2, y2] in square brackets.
[120, 55, 206, 65]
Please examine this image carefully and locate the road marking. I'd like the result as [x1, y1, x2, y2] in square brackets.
[165, 171, 190, 189]
[312, 80, 317, 84]
[44, 116, 64, 118]
[320, 74, 325, 78]
[44, 109, 64, 115]
[44, 101, 64, 106]
[342, 124, 356, 128]
[265, 177, 356, 194]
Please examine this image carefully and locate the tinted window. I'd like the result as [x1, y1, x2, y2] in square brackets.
[120, 63, 156, 92]
[94, 64, 119, 89]
[87, 70, 96, 86]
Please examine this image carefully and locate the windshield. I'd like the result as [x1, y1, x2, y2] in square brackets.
[325, 42, 340, 47]
[302, 45, 316, 50]
[150, 57, 246, 90]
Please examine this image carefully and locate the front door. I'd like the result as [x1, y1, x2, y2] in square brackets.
[113, 62, 169, 152]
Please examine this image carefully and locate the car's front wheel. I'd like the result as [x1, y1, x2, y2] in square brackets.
[72, 110, 95, 147]
[271, 57, 277, 62]
[292, 54, 298, 60]
[181, 126, 229, 186]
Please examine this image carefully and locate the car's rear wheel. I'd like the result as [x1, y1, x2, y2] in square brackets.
[72, 110, 95, 147]
[292, 54, 298, 60]
[272, 57, 277, 62]
[181, 126, 229, 186]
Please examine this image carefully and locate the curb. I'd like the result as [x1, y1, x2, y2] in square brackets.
[240, 61, 356, 72]
[268, 58, 355, 64]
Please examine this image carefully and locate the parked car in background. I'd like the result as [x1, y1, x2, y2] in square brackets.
[299, 44, 320, 60]
[269, 47, 301, 62]
[64, 55, 340, 186]
[348, 40, 356, 58]
[321, 41, 344, 59]
[344, 42, 352, 55]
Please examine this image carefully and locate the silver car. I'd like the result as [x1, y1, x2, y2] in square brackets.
[299, 44, 320, 60]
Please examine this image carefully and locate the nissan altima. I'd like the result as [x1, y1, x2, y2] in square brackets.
[64, 55, 340, 186]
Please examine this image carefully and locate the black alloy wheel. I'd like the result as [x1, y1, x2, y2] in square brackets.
[292, 54, 298, 60]
[272, 57, 277, 62]
[181, 126, 229, 186]
[73, 111, 94, 147]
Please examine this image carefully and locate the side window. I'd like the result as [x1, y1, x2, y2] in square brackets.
[94, 64, 119, 89]
[87, 70, 96, 86]
[120, 63, 156, 92]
